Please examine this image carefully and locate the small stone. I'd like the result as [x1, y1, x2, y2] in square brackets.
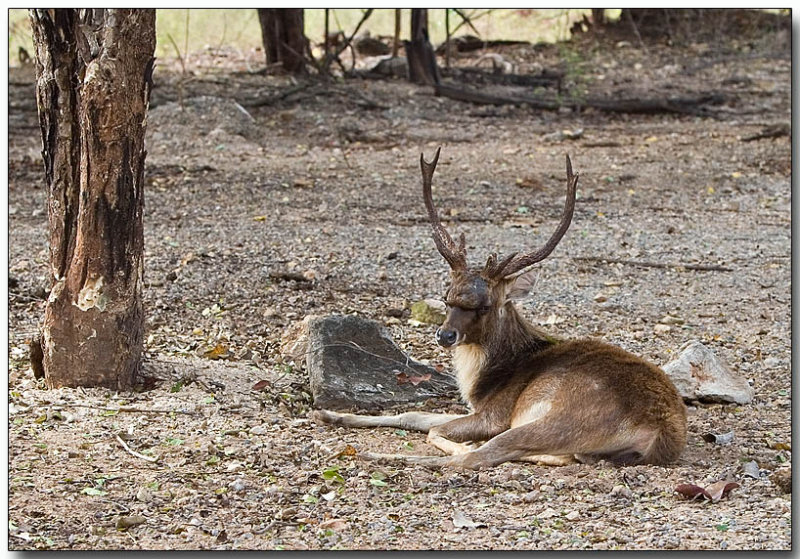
[659, 315, 685, 325]
[565, 510, 580, 521]
[537, 508, 558, 519]
[249, 425, 268, 435]
[136, 486, 154, 503]
[522, 490, 540, 503]
[654, 324, 672, 333]
[593, 294, 608, 303]
[116, 515, 147, 530]
[410, 299, 446, 325]
[229, 479, 246, 492]
[610, 484, 633, 499]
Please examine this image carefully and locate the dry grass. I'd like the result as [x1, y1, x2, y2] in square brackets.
[8, 8, 597, 67]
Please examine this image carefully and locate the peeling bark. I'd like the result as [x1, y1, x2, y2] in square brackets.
[29, 9, 155, 389]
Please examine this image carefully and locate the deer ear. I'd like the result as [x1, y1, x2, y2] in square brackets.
[506, 269, 538, 302]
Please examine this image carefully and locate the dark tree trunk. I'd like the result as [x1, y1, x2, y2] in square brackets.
[405, 8, 440, 85]
[29, 8, 155, 390]
[591, 9, 606, 27]
[257, 8, 308, 74]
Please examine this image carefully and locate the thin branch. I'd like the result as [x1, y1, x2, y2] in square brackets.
[573, 256, 732, 272]
[115, 434, 160, 463]
[452, 9, 483, 37]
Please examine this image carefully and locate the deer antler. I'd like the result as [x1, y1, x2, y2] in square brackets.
[421, 147, 467, 271]
[490, 154, 579, 279]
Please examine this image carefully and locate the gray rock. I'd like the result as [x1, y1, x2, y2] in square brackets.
[367, 56, 408, 78]
[306, 315, 457, 410]
[662, 340, 754, 404]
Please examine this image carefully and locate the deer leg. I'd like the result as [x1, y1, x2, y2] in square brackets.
[312, 409, 466, 433]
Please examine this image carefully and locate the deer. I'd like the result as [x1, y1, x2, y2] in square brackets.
[313, 148, 687, 470]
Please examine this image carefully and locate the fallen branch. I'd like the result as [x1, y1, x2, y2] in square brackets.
[574, 256, 732, 272]
[434, 83, 559, 110]
[239, 82, 315, 108]
[433, 82, 725, 117]
[115, 434, 160, 463]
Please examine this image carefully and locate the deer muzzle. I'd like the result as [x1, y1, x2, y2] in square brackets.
[435, 327, 459, 348]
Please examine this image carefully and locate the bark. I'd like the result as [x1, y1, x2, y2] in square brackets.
[405, 8, 440, 85]
[257, 8, 308, 74]
[29, 8, 155, 389]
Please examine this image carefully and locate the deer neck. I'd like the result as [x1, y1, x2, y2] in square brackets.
[452, 303, 556, 407]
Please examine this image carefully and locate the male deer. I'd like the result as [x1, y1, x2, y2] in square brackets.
[314, 148, 687, 470]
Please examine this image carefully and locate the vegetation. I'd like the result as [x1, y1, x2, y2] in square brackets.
[9, 9, 602, 66]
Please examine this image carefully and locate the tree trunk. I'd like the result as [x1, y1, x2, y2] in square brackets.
[405, 8, 440, 85]
[257, 8, 307, 74]
[29, 8, 155, 390]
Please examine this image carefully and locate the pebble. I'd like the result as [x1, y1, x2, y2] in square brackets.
[565, 510, 580, 521]
[610, 485, 633, 499]
[136, 486, 154, 503]
[522, 490, 540, 503]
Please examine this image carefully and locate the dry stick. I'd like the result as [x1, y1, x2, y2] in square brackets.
[573, 256, 732, 272]
[624, 9, 648, 55]
[115, 434, 160, 463]
[452, 8, 483, 37]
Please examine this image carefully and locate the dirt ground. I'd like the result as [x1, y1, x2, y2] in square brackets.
[7, 20, 791, 550]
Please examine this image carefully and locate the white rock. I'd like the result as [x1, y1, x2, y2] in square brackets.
[662, 340, 754, 404]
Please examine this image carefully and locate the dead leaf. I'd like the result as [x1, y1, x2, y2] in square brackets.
[675, 480, 739, 502]
[319, 518, 348, 531]
[705, 480, 740, 502]
[674, 483, 709, 501]
[452, 510, 486, 529]
[252, 379, 271, 391]
[741, 460, 760, 479]
[516, 176, 543, 189]
[203, 343, 230, 360]
[395, 372, 432, 386]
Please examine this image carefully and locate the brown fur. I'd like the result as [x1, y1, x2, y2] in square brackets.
[312, 151, 687, 470]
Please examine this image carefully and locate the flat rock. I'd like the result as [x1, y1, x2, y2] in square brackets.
[662, 340, 754, 404]
[306, 315, 457, 410]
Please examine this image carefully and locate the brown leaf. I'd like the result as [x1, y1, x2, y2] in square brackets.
[396, 372, 432, 386]
[252, 379, 271, 391]
[319, 518, 348, 531]
[675, 483, 711, 500]
[675, 480, 739, 502]
[203, 343, 230, 360]
[408, 373, 431, 386]
[705, 480, 739, 502]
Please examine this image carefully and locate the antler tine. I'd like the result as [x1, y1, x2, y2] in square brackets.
[500, 154, 579, 278]
[421, 147, 467, 270]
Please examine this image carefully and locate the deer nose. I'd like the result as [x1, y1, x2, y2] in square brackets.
[436, 328, 458, 347]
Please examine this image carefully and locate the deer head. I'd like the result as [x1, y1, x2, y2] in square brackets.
[421, 147, 579, 348]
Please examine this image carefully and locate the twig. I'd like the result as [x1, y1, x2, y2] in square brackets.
[573, 256, 732, 272]
[115, 434, 160, 463]
[452, 9, 484, 37]
[68, 403, 198, 415]
[624, 9, 649, 54]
